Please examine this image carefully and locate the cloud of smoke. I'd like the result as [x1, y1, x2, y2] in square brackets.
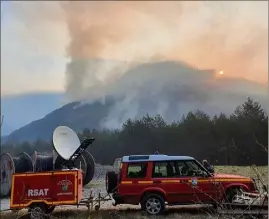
[5, 1, 268, 129]
[58, 1, 268, 128]
[96, 61, 268, 129]
[60, 1, 268, 101]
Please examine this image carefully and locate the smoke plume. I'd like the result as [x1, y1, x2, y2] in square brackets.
[7, 1, 268, 128]
[58, 1, 268, 128]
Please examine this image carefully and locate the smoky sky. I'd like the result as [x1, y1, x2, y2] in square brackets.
[59, 1, 268, 100]
[59, 1, 268, 129]
[5, 1, 268, 129]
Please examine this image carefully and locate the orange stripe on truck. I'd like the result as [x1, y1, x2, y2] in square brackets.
[161, 180, 180, 183]
[120, 178, 252, 186]
[187, 179, 252, 183]
[138, 181, 153, 184]
[121, 181, 132, 184]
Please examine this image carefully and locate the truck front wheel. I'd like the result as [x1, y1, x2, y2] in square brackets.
[226, 187, 245, 204]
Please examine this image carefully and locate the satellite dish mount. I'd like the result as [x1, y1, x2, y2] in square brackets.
[52, 126, 95, 169]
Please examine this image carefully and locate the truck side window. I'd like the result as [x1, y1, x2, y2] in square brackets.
[127, 163, 147, 178]
[152, 161, 175, 178]
[176, 160, 204, 177]
[185, 160, 205, 177]
[175, 161, 191, 177]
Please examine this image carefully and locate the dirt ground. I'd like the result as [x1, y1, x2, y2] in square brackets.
[1, 165, 268, 219]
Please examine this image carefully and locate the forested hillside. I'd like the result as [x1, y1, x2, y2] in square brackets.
[1, 98, 268, 166]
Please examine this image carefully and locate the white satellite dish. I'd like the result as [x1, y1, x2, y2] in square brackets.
[52, 126, 81, 160]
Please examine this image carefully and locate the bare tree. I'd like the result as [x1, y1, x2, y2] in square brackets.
[254, 134, 268, 153]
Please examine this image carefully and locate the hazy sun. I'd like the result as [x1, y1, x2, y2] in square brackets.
[219, 70, 224, 75]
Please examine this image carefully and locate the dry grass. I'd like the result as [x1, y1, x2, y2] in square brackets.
[1, 165, 268, 219]
[215, 166, 268, 182]
[215, 166, 268, 190]
[0, 207, 229, 219]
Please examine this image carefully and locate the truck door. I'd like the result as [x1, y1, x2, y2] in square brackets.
[120, 162, 149, 204]
[181, 160, 218, 203]
[151, 161, 194, 204]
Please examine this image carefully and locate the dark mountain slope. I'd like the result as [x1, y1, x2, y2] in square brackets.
[7, 99, 114, 143]
[5, 61, 267, 143]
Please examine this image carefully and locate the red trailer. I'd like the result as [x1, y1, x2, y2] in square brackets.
[10, 169, 83, 216]
[8, 135, 112, 218]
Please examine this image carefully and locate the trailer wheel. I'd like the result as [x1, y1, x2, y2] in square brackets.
[29, 203, 48, 219]
[106, 171, 118, 193]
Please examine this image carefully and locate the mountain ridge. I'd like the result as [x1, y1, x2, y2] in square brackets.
[3, 61, 268, 143]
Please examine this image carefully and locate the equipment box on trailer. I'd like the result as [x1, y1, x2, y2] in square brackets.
[10, 169, 83, 209]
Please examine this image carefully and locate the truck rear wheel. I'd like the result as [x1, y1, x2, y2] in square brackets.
[141, 193, 165, 215]
[106, 171, 118, 193]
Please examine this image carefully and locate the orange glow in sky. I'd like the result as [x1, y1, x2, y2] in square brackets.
[1, 1, 268, 96]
